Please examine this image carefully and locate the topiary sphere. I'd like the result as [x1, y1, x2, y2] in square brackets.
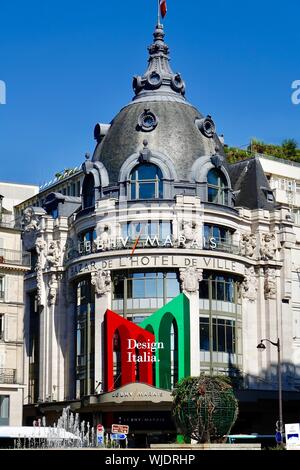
[172, 375, 239, 443]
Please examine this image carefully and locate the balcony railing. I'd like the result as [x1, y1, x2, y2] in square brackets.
[0, 248, 31, 267]
[203, 239, 241, 255]
[0, 368, 16, 384]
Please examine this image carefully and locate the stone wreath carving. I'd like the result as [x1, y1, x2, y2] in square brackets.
[91, 269, 111, 296]
[179, 267, 203, 293]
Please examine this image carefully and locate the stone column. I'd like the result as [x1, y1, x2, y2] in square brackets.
[91, 269, 112, 393]
[241, 266, 259, 385]
[179, 267, 202, 376]
[64, 280, 76, 400]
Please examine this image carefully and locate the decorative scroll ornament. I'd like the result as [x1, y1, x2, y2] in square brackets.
[240, 233, 256, 258]
[48, 273, 58, 306]
[22, 207, 40, 232]
[179, 267, 203, 293]
[46, 241, 61, 269]
[260, 233, 277, 261]
[264, 268, 277, 299]
[91, 269, 111, 296]
[241, 266, 258, 302]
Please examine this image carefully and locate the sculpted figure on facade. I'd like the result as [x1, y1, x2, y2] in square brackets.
[91, 269, 111, 296]
[22, 207, 40, 232]
[178, 220, 201, 248]
[260, 233, 277, 261]
[264, 268, 277, 299]
[35, 238, 46, 307]
[240, 233, 256, 258]
[35, 238, 46, 306]
[48, 273, 58, 306]
[241, 266, 258, 302]
[179, 267, 203, 293]
[46, 241, 61, 269]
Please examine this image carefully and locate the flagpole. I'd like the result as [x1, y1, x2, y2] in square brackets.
[157, 0, 161, 26]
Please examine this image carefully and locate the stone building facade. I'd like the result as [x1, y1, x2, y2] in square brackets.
[21, 24, 300, 441]
[0, 183, 37, 426]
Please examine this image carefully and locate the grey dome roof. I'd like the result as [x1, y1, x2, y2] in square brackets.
[92, 24, 225, 184]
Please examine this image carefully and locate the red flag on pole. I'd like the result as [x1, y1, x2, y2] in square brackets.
[160, 0, 167, 18]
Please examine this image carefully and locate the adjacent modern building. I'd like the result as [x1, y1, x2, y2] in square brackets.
[0, 182, 38, 426]
[19, 24, 300, 443]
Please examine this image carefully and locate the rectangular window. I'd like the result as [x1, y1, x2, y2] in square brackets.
[217, 319, 226, 352]
[200, 318, 209, 351]
[0, 277, 4, 300]
[0, 314, 4, 340]
[199, 280, 209, 299]
[226, 320, 234, 353]
[0, 396, 9, 425]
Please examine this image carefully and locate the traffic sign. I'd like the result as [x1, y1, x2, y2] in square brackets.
[111, 424, 129, 434]
[97, 434, 104, 445]
[97, 424, 104, 432]
[111, 433, 127, 440]
[275, 432, 282, 444]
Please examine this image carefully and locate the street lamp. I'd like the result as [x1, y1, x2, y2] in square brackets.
[257, 338, 283, 439]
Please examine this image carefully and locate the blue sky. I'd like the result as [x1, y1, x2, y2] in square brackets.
[0, 0, 299, 186]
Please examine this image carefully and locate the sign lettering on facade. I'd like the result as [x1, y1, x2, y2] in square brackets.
[69, 255, 243, 279]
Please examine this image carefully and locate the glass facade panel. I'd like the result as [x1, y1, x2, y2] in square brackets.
[112, 271, 180, 317]
[0, 396, 9, 425]
[122, 220, 172, 242]
[200, 317, 209, 351]
[75, 277, 95, 398]
[200, 317, 236, 354]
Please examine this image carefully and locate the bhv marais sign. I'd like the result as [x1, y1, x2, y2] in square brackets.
[98, 383, 172, 404]
[68, 254, 245, 279]
[72, 235, 219, 258]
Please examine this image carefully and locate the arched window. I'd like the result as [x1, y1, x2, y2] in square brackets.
[113, 330, 121, 389]
[82, 174, 95, 209]
[129, 163, 163, 200]
[207, 169, 228, 205]
[170, 320, 178, 388]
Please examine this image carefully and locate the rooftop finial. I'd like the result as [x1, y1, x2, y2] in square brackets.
[132, 20, 186, 103]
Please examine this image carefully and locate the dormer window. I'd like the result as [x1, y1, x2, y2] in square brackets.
[207, 169, 228, 205]
[129, 163, 163, 200]
[82, 174, 95, 209]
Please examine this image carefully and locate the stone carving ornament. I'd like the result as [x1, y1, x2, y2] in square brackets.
[240, 233, 256, 258]
[22, 207, 40, 232]
[260, 233, 277, 261]
[35, 238, 46, 307]
[264, 268, 277, 300]
[179, 267, 203, 293]
[179, 221, 200, 248]
[241, 266, 258, 302]
[48, 273, 58, 306]
[47, 241, 61, 269]
[91, 269, 111, 296]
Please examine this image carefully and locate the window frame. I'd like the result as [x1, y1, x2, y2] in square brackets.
[129, 163, 163, 200]
[207, 168, 229, 205]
